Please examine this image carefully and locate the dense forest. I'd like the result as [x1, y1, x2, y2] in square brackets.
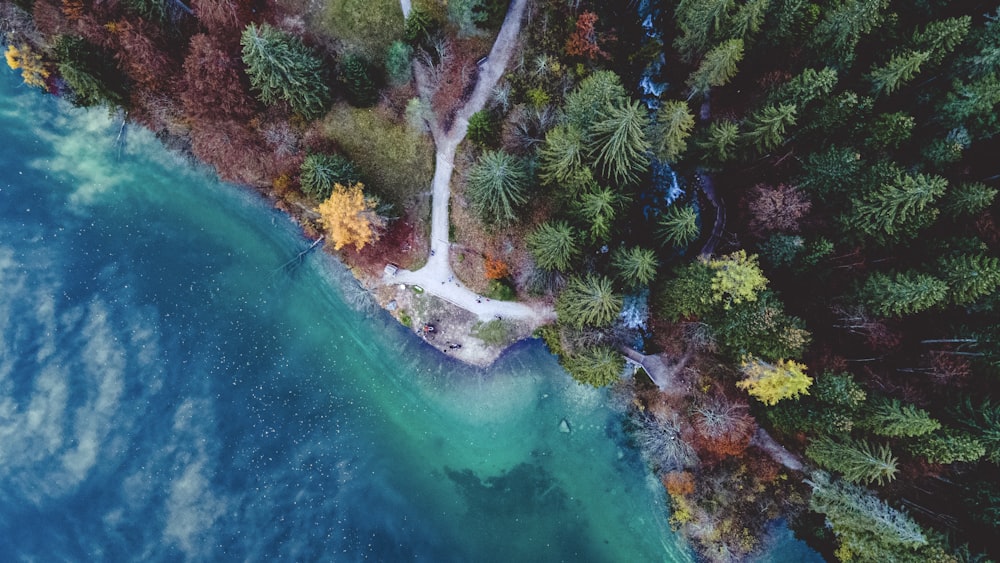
[4, 0, 1000, 560]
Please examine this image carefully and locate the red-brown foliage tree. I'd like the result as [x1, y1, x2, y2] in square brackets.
[564, 11, 608, 60]
[190, 119, 278, 186]
[191, 0, 251, 38]
[746, 183, 811, 237]
[181, 33, 256, 121]
[113, 19, 178, 91]
[663, 471, 696, 497]
[691, 396, 756, 461]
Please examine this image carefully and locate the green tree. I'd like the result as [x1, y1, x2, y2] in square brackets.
[939, 253, 1000, 305]
[448, 0, 487, 36]
[846, 171, 946, 243]
[556, 274, 623, 328]
[673, 0, 736, 61]
[612, 247, 660, 288]
[465, 150, 529, 227]
[717, 291, 810, 361]
[865, 112, 914, 151]
[562, 70, 627, 131]
[572, 183, 626, 243]
[807, 436, 898, 486]
[912, 16, 971, 66]
[538, 124, 585, 185]
[52, 35, 128, 108]
[657, 204, 701, 248]
[943, 182, 998, 217]
[527, 221, 580, 271]
[649, 100, 695, 163]
[659, 260, 716, 321]
[908, 429, 986, 464]
[868, 50, 930, 96]
[384, 41, 413, 85]
[737, 356, 812, 406]
[939, 74, 1000, 138]
[768, 66, 838, 109]
[300, 154, 360, 200]
[725, 0, 769, 42]
[859, 271, 948, 317]
[563, 346, 624, 387]
[466, 110, 496, 147]
[404, 5, 433, 44]
[240, 23, 330, 119]
[811, 0, 889, 60]
[586, 98, 651, 186]
[341, 54, 377, 107]
[759, 234, 804, 267]
[698, 120, 740, 162]
[954, 398, 1000, 464]
[742, 103, 796, 152]
[860, 398, 941, 438]
[807, 472, 927, 562]
[799, 146, 862, 202]
[686, 38, 744, 95]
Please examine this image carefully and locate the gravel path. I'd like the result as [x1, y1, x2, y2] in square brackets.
[387, 0, 553, 325]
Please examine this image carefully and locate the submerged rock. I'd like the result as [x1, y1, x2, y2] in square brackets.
[559, 418, 572, 434]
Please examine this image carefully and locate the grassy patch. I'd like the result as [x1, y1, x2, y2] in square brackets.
[321, 103, 434, 205]
[473, 319, 511, 346]
[399, 309, 412, 327]
[411, 285, 425, 294]
[322, 0, 404, 59]
[486, 278, 516, 301]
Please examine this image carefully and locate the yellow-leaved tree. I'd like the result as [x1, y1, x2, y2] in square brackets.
[5, 44, 48, 89]
[737, 356, 812, 406]
[316, 182, 386, 250]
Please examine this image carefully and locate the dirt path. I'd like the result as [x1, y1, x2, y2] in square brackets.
[386, 0, 552, 326]
[399, 0, 410, 20]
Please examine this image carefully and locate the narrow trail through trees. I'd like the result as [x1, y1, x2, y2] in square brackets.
[389, 0, 554, 325]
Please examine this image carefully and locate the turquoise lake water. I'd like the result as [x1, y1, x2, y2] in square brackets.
[0, 71, 821, 561]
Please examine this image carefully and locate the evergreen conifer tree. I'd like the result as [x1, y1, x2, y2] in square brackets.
[657, 204, 701, 248]
[859, 271, 948, 317]
[806, 436, 898, 486]
[908, 429, 986, 464]
[861, 398, 941, 437]
[563, 346, 624, 387]
[698, 120, 740, 162]
[742, 103, 797, 152]
[538, 125, 586, 185]
[572, 183, 626, 243]
[846, 171, 946, 243]
[556, 274, 623, 328]
[586, 98, 650, 186]
[466, 150, 529, 227]
[943, 182, 997, 217]
[649, 100, 696, 163]
[300, 154, 360, 200]
[868, 50, 930, 96]
[912, 16, 971, 65]
[241, 23, 330, 119]
[938, 253, 1000, 305]
[687, 38, 744, 96]
[612, 247, 660, 288]
[527, 221, 580, 272]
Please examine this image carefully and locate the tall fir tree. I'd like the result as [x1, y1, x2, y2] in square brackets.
[846, 171, 946, 243]
[649, 100, 696, 163]
[868, 50, 930, 96]
[742, 103, 797, 152]
[556, 274, 623, 328]
[527, 221, 580, 272]
[859, 271, 948, 317]
[806, 436, 898, 486]
[938, 253, 1000, 305]
[586, 98, 650, 186]
[687, 38, 744, 95]
[860, 398, 941, 437]
[240, 23, 330, 119]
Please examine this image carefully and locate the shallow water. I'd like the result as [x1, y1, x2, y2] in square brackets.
[0, 71, 823, 562]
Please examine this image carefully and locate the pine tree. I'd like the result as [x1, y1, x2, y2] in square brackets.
[563, 346, 625, 387]
[659, 260, 716, 321]
[716, 291, 810, 361]
[466, 150, 530, 227]
[768, 66, 838, 109]
[52, 35, 129, 108]
[341, 54, 377, 107]
[687, 38, 744, 96]
[908, 429, 986, 464]
[562, 70, 627, 131]
[938, 74, 1000, 138]
[806, 436, 898, 486]
[556, 274, 623, 328]
[725, 0, 769, 43]
[612, 247, 660, 288]
[240, 23, 330, 119]
[807, 472, 927, 562]
[811, 0, 889, 61]
[448, 0, 487, 37]
[698, 120, 740, 162]
[954, 398, 1000, 464]
[912, 16, 971, 65]
[860, 398, 941, 438]
[742, 103, 796, 152]
[938, 253, 1000, 305]
[527, 221, 580, 271]
[943, 182, 997, 217]
[384, 41, 413, 85]
[404, 5, 433, 44]
[649, 100, 696, 163]
[572, 183, 627, 243]
[799, 147, 862, 202]
[864, 112, 914, 151]
[586, 98, 651, 186]
[868, 50, 930, 96]
[737, 356, 812, 406]
[300, 154, 360, 200]
[538, 124, 586, 185]
[673, 0, 737, 61]
[859, 271, 948, 317]
[657, 204, 701, 248]
[846, 171, 946, 243]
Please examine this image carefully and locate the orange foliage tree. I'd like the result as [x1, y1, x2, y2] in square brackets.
[565, 11, 608, 60]
[484, 254, 510, 279]
[5, 44, 49, 88]
[663, 471, 696, 497]
[316, 183, 387, 251]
